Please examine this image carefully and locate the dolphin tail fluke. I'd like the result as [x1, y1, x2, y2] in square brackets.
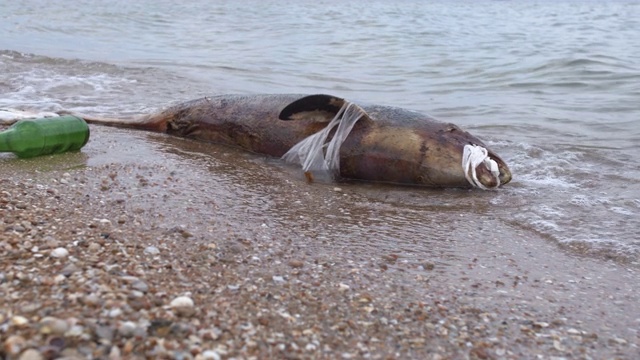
[57, 111, 166, 132]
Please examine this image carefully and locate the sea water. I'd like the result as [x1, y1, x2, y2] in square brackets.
[1, 0, 639, 263]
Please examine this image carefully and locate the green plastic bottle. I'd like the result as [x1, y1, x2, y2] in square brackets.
[0, 116, 90, 158]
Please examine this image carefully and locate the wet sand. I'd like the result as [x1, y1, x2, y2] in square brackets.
[1, 126, 639, 359]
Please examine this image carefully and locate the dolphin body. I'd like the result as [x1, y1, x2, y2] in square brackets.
[33, 94, 511, 189]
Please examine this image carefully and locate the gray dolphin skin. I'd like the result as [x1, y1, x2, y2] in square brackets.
[65, 94, 512, 189]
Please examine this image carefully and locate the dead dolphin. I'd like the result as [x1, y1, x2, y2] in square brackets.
[59, 94, 511, 189]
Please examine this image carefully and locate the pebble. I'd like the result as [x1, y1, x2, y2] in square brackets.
[288, 260, 304, 268]
[118, 321, 137, 338]
[338, 283, 350, 291]
[83, 294, 101, 307]
[65, 325, 85, 337]
[87, 242, 102, 252]
[567, 328, 581, 335]
[609, 337, 628, 345]
[20, 303, 41, 313]
[60, 263, 79, 277]
[198, 350, 222, 360]
[422, 262, 436, 271]
[43, 236, 61, 248]
[144, 246, 160, 255]
[95, 325, 114, 343]
[10, 316, 29, 327]
[553, 339, 566, 351]
[59, 348, 85, 358]
[4, 335, 27, 356]
[170, 296, 195, 317]
[18, 349, 44, 360]
[533, 321, 549, 328]
[108, 308, 123, 318]
[129, 290, 144, 298]
[41, 339, 64, 358]
[109, 345, 121, 358]
[15, 202, 28, 210]
[148, 319, 173, 337]
[131, 280, 149, 293]
[50, 247, 69, 259]
[39, 317, 69, 335]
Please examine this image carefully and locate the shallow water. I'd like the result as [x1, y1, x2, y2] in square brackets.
[1, 0, 639, 265]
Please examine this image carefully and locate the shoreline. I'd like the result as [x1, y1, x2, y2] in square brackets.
[1, 126, 638, 359]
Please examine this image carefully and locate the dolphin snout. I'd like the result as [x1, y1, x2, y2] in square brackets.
[489, 152, 512, 186]
[476, 152, 511, 188]
[462, 145, 512, 189]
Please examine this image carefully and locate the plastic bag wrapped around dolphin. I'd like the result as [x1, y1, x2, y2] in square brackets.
[6, 94, 512, 189]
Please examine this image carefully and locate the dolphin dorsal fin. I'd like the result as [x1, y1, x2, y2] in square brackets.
[279, 94, 369, 122]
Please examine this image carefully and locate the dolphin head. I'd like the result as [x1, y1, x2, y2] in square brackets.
[406, 120, 512, 189]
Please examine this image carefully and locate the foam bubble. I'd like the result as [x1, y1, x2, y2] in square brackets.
[530, 219, 562, 232]
[570, 194, 610, 207]
[558, 236, 640, 262]
[0, 109, 60, 122]
[517, 173, 576, 188]
[609, 207, 635, 216]
[2, 67, 137, 114]
[505, 142, 587, 189]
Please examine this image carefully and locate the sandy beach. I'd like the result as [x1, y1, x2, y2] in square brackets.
[3, 0, 640, 357]
[0, 125, 637, 359]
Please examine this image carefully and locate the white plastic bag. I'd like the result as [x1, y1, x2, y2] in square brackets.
[282, 102, 366, 181]
[462, 144, 501, 190]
